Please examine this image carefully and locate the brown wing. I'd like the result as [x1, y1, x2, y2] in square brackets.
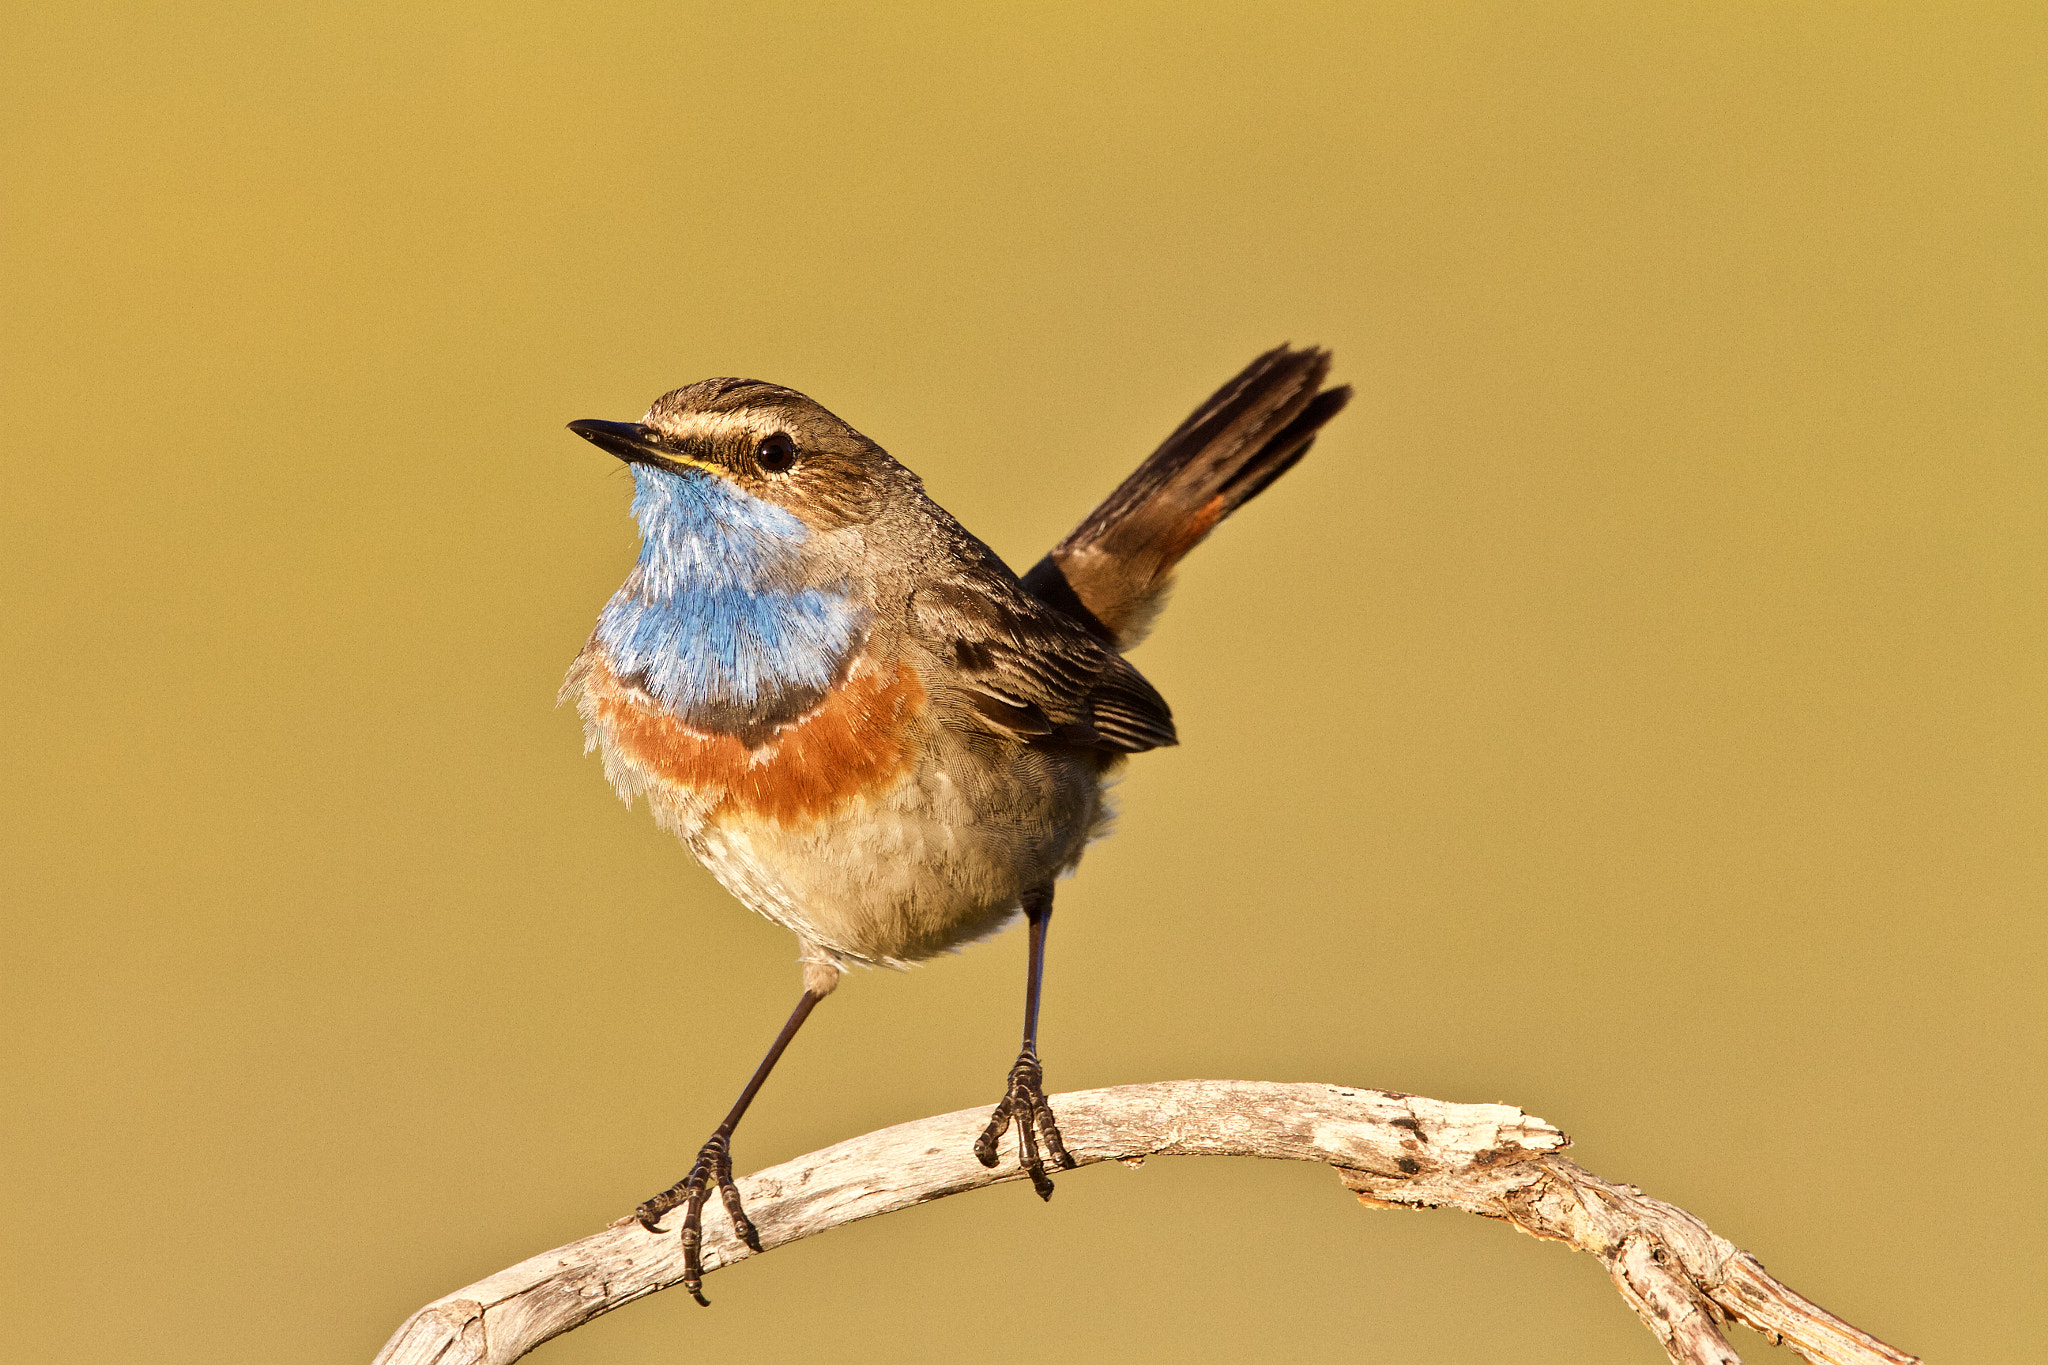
[910, 577, 1176, 753]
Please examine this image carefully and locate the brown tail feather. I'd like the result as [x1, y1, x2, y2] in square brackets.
[1022, 345, 1351, 649]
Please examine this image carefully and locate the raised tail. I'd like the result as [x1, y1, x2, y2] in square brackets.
[1021, 344, 1351, 650]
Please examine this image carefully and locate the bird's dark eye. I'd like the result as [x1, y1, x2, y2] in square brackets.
[754, 432, 797, 473]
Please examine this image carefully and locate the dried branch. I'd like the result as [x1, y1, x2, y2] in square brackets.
[372, 1080, 1917, 1365]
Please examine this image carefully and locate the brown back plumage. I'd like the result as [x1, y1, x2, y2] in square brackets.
[1022, 345, 1352, 650]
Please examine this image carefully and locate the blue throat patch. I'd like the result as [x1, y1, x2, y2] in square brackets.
[596, 466, 863, 724]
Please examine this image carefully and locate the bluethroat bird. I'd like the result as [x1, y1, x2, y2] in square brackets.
[564, 346, 1350, 1302]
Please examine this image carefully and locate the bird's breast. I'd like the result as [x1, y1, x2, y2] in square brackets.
[576, 651, 926, 827]
[594, 462, 870, 733]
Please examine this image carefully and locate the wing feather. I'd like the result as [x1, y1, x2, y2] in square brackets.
[911, 578, 1176, 754]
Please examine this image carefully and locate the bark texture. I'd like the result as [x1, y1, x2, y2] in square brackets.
[372, 1080, 1916, 1365]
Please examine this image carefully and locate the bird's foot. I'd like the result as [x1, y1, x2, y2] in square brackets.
[633, 1129, 759, 1306]
[973, 1047, 1076, 1199]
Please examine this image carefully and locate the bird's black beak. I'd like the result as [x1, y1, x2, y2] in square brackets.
[567, 418, 668, 467]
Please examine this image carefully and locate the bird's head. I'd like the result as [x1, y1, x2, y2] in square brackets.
[569, 377, 907, 533]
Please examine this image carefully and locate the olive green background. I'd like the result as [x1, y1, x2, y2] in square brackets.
[4, 4, 2041, 1362]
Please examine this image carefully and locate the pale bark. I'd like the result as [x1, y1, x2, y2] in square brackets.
[372, 1080, 1917, 1365]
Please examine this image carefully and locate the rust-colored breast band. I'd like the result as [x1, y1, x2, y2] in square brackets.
[588, 657, 925, 825]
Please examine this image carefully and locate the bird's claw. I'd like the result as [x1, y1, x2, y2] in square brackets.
[975, 1048, 1075, 1200]
[633, 1131, 757, 1306]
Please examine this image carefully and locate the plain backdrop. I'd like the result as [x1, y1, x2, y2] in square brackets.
[4, 4, 2041, 1363]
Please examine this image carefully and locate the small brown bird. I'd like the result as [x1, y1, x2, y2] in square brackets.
[564, 345, 1350, 1301]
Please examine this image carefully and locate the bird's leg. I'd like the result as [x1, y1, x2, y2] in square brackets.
[634, 987, 823, 1306]
[974, 885, 1076, 1199]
